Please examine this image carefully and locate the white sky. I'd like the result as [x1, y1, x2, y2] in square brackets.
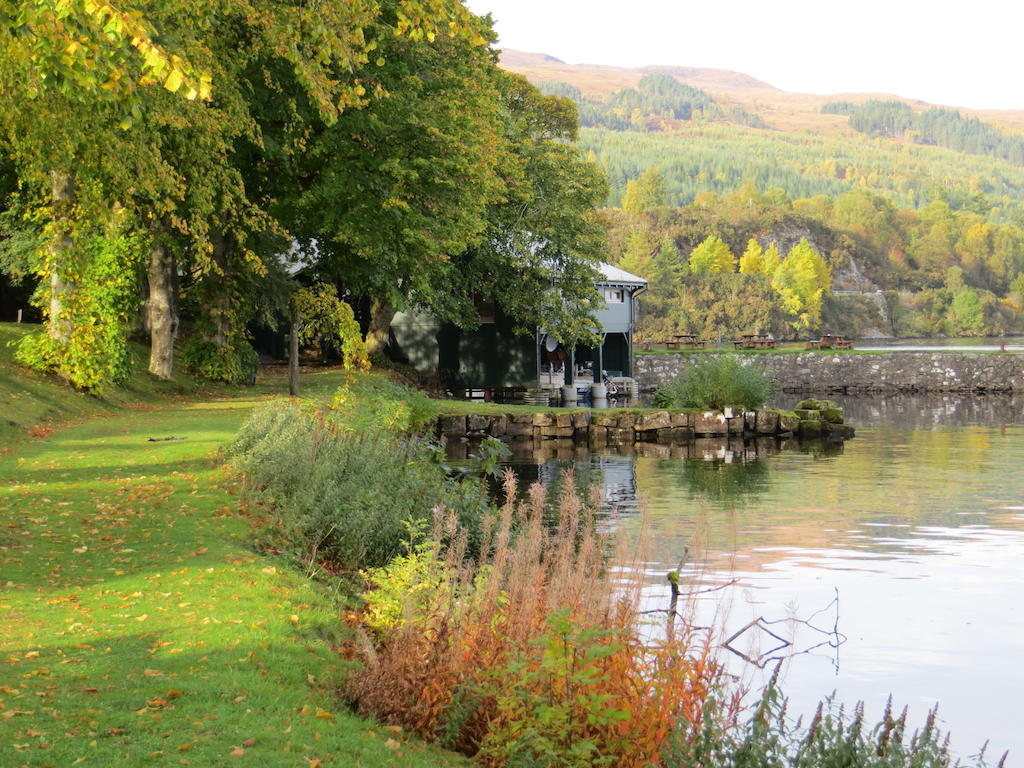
[465, 0, 1024, 111]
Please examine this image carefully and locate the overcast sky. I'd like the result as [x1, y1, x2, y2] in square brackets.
[464, 0, 1024, 111]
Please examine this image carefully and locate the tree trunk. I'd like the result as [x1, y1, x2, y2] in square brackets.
[47, 171, 76, 341]
[146, 239, 178, 380]
[364, 299, 396, 356]
[288, 308, 300, 398]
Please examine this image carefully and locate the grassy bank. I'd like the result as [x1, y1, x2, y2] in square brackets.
[0, 329, 469, 767]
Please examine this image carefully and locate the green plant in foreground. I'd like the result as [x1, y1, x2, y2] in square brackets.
[665, 672, 1006, 768]
[654, 354, 775, 411]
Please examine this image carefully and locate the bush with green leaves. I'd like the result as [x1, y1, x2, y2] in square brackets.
[667, 676, 1005, 768]
[225, 399, 493, 570]
[653, 354, 775, 411]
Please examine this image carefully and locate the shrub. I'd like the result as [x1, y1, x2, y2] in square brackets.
[665, 673, 1005, 768]
[225, 399, 491, 570]
[348, 475, 741, 767]
[657, 354, 774, 410]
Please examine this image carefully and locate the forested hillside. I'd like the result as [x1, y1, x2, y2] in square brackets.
[503, 51, 1024, 339]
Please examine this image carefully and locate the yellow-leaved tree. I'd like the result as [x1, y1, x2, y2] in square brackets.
[771, 238, 831, 331]
[688, 234, 735, 275]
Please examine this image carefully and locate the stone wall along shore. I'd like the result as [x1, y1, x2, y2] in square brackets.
[635, 351, 1024, 394]
[434, 404, 853, 446]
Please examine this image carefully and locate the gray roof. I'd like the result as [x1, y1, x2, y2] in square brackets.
[598, 262, 647, 287]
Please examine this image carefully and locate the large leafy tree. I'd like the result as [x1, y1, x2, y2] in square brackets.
[279, 4, 506, 355]
[1, 0, 485, 385]
[423, 73, 609, 347]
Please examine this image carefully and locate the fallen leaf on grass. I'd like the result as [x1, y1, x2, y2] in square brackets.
[143, 669, 163, 677]
[384, 738, 401, 750]
[229, 747, 245, 757]
[242, 738, 255, 747]
[2, 710, 34, 717]
[314, 707, 333, 720]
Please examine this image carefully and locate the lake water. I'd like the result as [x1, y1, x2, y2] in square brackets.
[472, 395, 1024, 761]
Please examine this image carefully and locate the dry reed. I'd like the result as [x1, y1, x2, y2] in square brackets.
[347, 470, 742, 767]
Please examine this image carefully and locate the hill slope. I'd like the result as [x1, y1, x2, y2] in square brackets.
[499, 49, 1024, 134]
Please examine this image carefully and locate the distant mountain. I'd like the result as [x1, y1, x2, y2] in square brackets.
[498, 49, 1024, 135]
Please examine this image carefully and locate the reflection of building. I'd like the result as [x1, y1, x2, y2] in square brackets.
[388, 264, 647, 391]
[530, 454, 640, 517]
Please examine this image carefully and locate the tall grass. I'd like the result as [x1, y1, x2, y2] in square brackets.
[348, 473, 741, 767]
[225, 399, 492, 569]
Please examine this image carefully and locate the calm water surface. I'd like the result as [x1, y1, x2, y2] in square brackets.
[487, 395, 1024, 761]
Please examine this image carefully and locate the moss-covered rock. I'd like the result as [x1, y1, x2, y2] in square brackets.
[798, 419, 823, 436]
[820, 406, 845, 424]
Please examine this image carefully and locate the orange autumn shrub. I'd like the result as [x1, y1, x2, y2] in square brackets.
[347, 472, 743, 767]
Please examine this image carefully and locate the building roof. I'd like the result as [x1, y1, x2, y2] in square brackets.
[598, 262, 647, 287]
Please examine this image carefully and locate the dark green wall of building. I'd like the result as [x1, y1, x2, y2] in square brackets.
[391, 309, 537, 388]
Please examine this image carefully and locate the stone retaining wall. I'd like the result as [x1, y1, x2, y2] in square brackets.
[435, 408, 852, 445]
[635, 352, 1024, 394]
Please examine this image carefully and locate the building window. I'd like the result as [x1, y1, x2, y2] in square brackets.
[604, 288, 625, 303]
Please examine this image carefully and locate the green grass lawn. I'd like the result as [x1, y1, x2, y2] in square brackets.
[0, 325, 470, 767]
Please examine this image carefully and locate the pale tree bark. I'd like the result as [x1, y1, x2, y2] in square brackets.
[47, 171, 76, 342]
[146, 239, 178, 380]
[288, 306, 300, 397]
[364, 298, 396, 356]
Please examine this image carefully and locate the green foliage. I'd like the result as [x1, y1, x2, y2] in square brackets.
[477, 609, 629, 768]
[688, 234, 735, 274]
[292, 284, 370, 374]
[948, 288, 987, 336]
[329, 376, 438, 434]
[844, 100, 1024, 166]
[422, 73, 609, 348]
[622, 167, 667, 214]
[656, 355, 775, 411]
[15, 226, 141, 389]
[580, 123, 1024, 221]
[179, 336, 256, 384]
[665, 679, 1001, 768]
[361, 520, 444, 639]
[226, 397, 492, 570]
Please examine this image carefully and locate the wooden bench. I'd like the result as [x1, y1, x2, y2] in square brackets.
[667, 333, 706, 350]
[734, 333, 775, 350]
[806, 334, 853, 350]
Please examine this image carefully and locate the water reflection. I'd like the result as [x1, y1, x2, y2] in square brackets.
[776, 393, 1024, 429]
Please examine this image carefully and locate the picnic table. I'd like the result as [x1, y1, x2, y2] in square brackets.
[805, 334, 853, 350]
[733, 333, 776, 350]
[666, 333, 706, 350]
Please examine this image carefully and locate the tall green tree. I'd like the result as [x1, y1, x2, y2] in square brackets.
[423, 74, 609, 348]
[621, 167, 667, 215]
